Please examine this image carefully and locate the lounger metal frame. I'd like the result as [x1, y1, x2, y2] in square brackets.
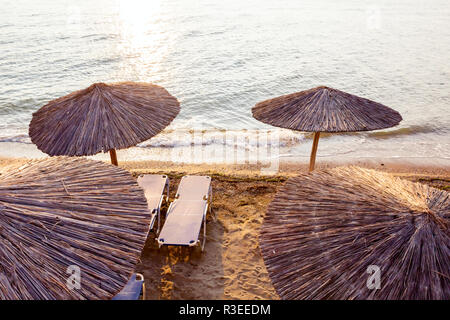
[155, 176, 170, 235]
[136, 273, 146, 300]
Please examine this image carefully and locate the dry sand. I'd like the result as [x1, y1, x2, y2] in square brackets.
[1, 157, 449, 299]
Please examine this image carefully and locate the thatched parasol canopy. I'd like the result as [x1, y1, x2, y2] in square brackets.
[29, 82, 180, 165]
[260, 166, 449, 300]
[252, 86, 402, 171]
[0, 157, 151, 300]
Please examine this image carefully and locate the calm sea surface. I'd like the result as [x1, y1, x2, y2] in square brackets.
[1, 0, 449, 164]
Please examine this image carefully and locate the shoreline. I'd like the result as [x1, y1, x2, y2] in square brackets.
[2, 156, 450, 178]
[1, 139, 449, 169]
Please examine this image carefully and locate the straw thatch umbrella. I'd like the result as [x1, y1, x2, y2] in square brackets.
[260, 166, 449, 300]
[252, 86, 402, 171]
[0, 157, 151, 300]
[29, 82, 180, 166]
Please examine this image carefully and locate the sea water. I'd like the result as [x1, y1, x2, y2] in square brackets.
[0, 0, 449, 165]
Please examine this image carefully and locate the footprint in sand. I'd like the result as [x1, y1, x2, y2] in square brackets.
[238, 273, 249, 281]
[257, 273, 267, 281]
[240, 282, 251, 290]
[242, 232, 252, 240]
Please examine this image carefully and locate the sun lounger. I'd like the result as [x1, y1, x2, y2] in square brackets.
[137, 175, 169, 234]
[112, 273, 145, 300]
[157, 175, 212, 251]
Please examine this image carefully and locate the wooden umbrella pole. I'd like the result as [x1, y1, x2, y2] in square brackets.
[309, 132, 320, 172]
[109, 149, 118, 166]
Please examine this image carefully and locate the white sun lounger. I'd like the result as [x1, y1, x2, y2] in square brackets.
[157, 175, 212, 251]
[137, 174, 169, 234]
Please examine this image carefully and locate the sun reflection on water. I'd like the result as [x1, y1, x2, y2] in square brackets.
[114, 0, 169, 81]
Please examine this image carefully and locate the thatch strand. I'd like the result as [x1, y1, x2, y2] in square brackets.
[29, 82, 180, 156]
[0, 157, 151, 300]
[252, 86, 402, 132]
[260, 166, 449, 300]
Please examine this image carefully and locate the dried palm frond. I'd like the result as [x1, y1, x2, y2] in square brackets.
[252, 86, 402, 132]
[29, 82, 180, 156]
[0, 157, 151, 300]
[260, 166, 449, 300]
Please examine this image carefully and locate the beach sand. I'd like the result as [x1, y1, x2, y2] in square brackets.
[1, 157, 449, 299]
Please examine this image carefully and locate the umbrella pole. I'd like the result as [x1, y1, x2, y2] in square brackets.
[309, 132, 320, 172]
[109, 149, 118, 166]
